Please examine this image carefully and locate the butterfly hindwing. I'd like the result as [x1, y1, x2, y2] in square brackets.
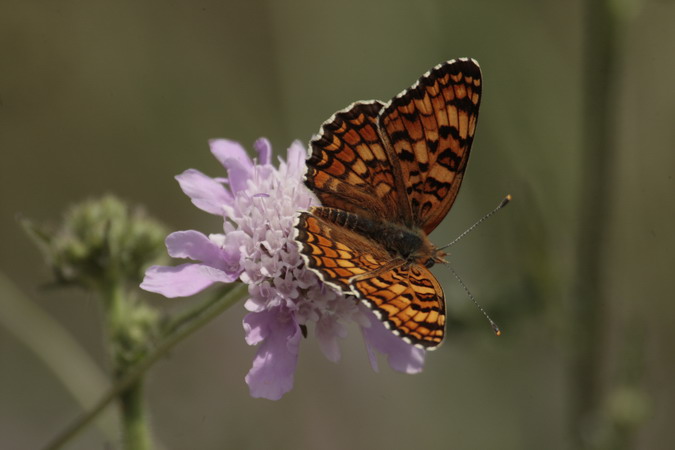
[379, 59, 482, 234]
[352, 263, 445, 349]
[294, 208, 445, 349]
[294, 209, 394, 292]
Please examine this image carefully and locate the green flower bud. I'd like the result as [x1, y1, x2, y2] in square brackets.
[22, 195, 168, 291]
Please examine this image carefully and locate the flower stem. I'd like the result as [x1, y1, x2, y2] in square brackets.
[43, 283, 248, 450]
[571, 0, 620, 446]
[104, 280, 127, 351]
[102, 279, 155, 450]
[119, 380, 152, 450]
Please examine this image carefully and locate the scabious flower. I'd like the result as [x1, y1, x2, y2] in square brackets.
[141, 138, 425, 400]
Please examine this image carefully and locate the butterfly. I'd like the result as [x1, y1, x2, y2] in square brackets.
[294, 58, 482, 349]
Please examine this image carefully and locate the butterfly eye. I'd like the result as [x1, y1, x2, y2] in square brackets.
[424, 258, 436, 268]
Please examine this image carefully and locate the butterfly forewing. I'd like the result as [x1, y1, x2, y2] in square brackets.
[307, 101, 412, 224]
[379, 59, 481, 234]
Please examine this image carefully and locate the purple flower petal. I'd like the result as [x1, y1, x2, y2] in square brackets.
[243, 309, 301, 400]
[254, 138, 272, 165]
[284, 140, 307, 178]
[165, 230, 220, 260]
[220, 231, 245, 273]
[175, 169, 232, 215]
[140, 263, 237, 298]
[315, 317, 345, 363]
[360, 309, 426, 374]
[224, 158, 251, 193]
[209, 139, 253, 172]
[164, 230, 239, 275]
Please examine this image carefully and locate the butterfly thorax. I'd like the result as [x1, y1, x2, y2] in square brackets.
[311, 206, 446, 268]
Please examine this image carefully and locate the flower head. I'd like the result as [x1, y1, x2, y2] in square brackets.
[142, 138, 425, 400]
[23, 195, 168, 290]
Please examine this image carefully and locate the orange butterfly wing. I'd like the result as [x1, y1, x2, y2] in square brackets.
[306, 101, 413, 225]
[352, 264, 445, 348]
[295, 210, 400, 292]
[379, 59, 482, 234]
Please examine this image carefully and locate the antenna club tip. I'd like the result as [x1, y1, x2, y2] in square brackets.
[500, 195, 512, 208]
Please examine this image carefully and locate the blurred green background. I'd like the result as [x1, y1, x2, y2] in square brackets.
[2, 0, 674, 449]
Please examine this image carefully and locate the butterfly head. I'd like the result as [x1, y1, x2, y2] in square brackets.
[421, 247, 448, 268]
[406, 230, 447, 269]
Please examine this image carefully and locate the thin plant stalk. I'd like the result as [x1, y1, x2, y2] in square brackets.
[103, 279, 154, 450]
[571, 0, 620, 446]
[119, 381, 152, 450]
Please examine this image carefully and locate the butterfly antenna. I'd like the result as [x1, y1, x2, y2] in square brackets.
[437, 194, 511, 251]
[447, 263, 501, 336]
